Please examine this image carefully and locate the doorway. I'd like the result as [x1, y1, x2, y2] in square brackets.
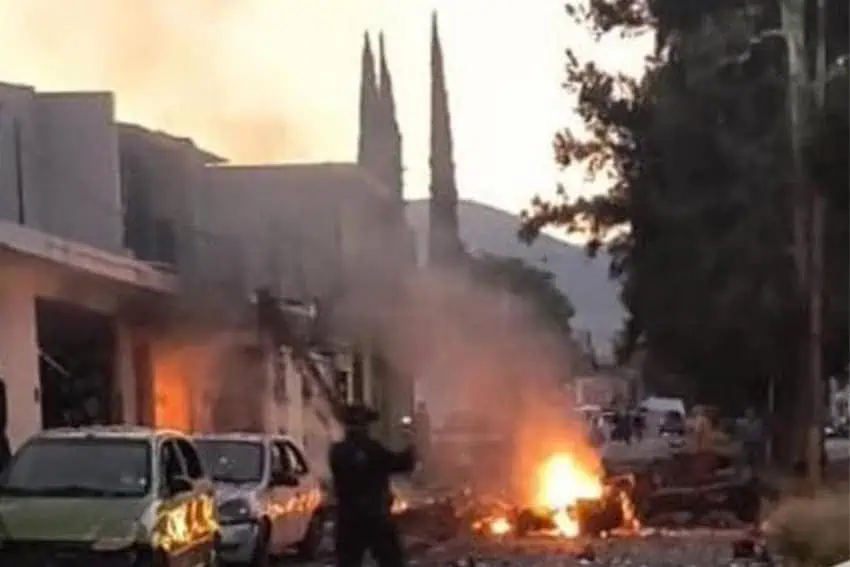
[35, 299, 118, 429]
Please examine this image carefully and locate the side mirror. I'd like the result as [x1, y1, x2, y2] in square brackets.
[270, 470, 299, 487]
[167, 475, 194, 495]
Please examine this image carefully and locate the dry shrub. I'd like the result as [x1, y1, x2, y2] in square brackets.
[764, 489, 850, 566]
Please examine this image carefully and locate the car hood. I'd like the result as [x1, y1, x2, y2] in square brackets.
[0, 497, 147, 542]
[213, 482, 259, 504]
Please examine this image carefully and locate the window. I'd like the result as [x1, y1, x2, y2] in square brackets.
[160, 440, 187, 483]
[174, 438, 204, 480]
[283, 440, 309, 476]
[269, 442, 287, 474]
[271, 441, 294, 474]
[195, 440, 265, 484]
[0, 437, 151, 497]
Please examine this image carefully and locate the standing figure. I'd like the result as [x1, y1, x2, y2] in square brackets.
[413, 401, 431, 482]
[632, 408, 646, 442]
[738, 408, 763, 469]
[330, 404, 416, 567]
[0, 378, 9, 471]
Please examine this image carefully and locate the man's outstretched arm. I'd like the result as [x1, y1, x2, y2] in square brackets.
[381, 445, 416, 475]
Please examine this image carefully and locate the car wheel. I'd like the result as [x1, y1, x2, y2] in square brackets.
[296, 509, 325, 560]
[248, 518, 271, 567]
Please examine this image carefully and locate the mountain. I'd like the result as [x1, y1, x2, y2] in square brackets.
[405, 199, 624, 358]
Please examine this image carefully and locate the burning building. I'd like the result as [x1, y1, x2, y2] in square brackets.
[0, 78, 416, 467]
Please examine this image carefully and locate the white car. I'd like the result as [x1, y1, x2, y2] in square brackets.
[193, 433, 326, 566]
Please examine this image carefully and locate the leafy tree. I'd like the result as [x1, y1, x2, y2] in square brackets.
[468, 253, 575, 336]
[521, 0, 848, 436]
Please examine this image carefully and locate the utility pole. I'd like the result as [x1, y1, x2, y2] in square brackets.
[806, 0, 828, 489]
[780, 0, 828, 488]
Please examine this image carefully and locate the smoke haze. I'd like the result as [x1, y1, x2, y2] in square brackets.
[0, 0, 387, 163]
[372, 265, 593, 502]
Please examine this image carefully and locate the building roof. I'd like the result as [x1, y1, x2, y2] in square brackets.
[118, 122, 227, 164]
[209, 162, 390, 201]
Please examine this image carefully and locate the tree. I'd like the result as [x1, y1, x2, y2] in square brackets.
[468, 253, 575, 336]
[520, 0, 848, 443]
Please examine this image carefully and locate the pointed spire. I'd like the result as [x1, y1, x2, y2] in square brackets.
[357, 32, 378, 169]
[377, 31, 403, 203]
[428, 11, 463, 268]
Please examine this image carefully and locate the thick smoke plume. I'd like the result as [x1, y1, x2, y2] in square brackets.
[0, 0, 364, 163]
[372, 264, 596, 504]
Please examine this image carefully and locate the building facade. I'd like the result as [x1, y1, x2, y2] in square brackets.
[0, 82, 412, 463]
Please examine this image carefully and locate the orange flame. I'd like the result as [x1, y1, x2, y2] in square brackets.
[533, 453, 603, 537]
[488, 516, 512, 536]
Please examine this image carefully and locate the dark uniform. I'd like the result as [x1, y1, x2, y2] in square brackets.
[330, 404, 415, 567]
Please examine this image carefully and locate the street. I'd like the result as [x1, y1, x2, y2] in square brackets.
[826, 437, 850, 465]
[280, 529, 753, 567]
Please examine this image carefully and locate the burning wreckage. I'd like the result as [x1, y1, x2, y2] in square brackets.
[392, 441, 761, 543]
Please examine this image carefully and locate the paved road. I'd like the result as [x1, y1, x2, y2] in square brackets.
[826, 437, 850, 464]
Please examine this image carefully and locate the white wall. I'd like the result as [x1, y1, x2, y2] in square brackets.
[0, 83, 39, 227]
[0, 251, 145, 449]
[0, 84, 124, 253]
[33, 93, 124, 253]
[0, 270, 39, 450]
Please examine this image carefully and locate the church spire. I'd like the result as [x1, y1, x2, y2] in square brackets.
[378, 32, 403, 203]
[428, 12, 463, 268]
[357, 32, 378, 172]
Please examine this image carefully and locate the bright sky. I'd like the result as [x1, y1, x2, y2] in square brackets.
[0, 0, 651, 216]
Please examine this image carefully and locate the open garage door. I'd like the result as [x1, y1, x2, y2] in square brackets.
[36, 299, 118, 429]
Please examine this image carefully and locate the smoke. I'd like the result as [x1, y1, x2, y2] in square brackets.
[0, 0, 365, 162]
[361, 262, 596, 503]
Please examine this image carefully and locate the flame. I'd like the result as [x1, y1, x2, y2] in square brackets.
[488, 516, 512, 536]
[533, 453, 603, 537]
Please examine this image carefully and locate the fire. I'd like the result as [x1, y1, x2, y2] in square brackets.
[488, 517, 512, 536]
[533, 453, 603, 537]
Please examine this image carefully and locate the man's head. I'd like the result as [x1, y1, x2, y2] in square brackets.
[340, 403, 380, 434]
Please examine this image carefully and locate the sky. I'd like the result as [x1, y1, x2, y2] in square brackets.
[0, 0, 651, 217]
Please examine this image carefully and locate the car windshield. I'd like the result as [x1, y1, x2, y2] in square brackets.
[0, 437, 151, 498]
[194, 440, 264, 484]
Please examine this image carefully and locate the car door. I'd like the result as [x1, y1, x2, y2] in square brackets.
[173, 437, 217, 554]
[282, 439, 314, 542]
[267, 439, 296, 550]
[156, 438, 198, 567]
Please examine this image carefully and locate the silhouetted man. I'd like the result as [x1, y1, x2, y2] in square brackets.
[0, 378, 10, 472]
[632, 409, 646, 442]
[330, 404, 416, 567]
[413, 402, 431, 482]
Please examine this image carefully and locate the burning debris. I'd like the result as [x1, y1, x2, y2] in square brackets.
[393, 441, 762, 551]
[395, 452, 642, 543]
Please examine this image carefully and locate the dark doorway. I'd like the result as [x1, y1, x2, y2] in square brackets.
[35, 299, 117, 429]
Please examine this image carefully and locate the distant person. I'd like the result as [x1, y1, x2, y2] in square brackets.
[330, 404, 416, 567]
[0, 379, 9, 472]
[588, 419, 606, 447]
[413, 402, 431, 481]
[738, 408, 764, 468]
[632, 409, 646, 442]
[611, 411, 632, 444]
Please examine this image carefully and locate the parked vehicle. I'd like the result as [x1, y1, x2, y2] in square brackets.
[194, 433, 326, 566]
[0, 425, 219, 567]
